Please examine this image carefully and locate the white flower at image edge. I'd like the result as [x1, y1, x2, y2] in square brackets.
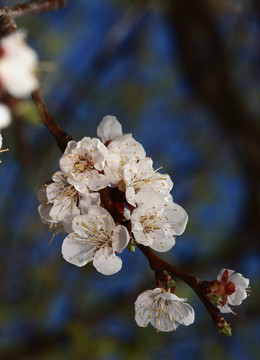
[217, 268, 250, 313]
[62, 206, 130, 275]
[0, 104, 11, 129]
[59, 137, 109, 191]
[135, 288, 195, 332]
[131, 190, 188, 252]
[0, 31, 38, 97]
[97, 115, 123, 144]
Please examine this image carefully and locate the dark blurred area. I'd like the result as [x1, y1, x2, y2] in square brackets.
[0, 0, 259, 359]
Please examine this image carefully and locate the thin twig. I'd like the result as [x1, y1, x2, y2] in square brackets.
[0, 0, 66, 36]
[138, 244, 226, 329]
[32, 89, 72, 153]
[10, 0, 67, 19]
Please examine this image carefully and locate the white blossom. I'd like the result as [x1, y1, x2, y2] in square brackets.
[37, 183, 70, 243]
[97, 115, 122, 144]
[123, 157, 173, 206]
[62, 206, 130, 275]
[59, 137, 110, 191]
[217, 268, 250, 313]
[0, 31, 38, 97]
[38, 171, 100, 226]
[135, 288, 195, 332]
[104, 133, 146, 185]
[0, 104, 11, 129]
[131, 190, 188, 252]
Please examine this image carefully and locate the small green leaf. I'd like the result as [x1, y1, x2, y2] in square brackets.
[207, 293, 223, 306]
[217, 324, 232, 337]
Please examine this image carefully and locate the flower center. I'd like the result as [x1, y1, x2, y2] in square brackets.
[224, 281, 236, 296]
[80, 220, 112, 245]
[140, 214, 161, 233]
[132, 175, 168, 193]
[73, 154, 94, 174]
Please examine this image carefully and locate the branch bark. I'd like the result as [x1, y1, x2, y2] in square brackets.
[10, 0, 67, 19]
[32, 89, 72, 153]
[0, 0, 66, 36]
[138, 244, 226, 329]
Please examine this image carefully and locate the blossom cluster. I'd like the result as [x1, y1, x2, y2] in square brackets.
[38, 116, 188, 271]
[0, 30, 38, 156]
[37, 116, 250, 333]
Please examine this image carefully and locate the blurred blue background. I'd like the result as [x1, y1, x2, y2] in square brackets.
[0, 0, 259, 359]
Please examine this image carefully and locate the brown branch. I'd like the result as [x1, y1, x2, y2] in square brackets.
[0, 2, 71, 152]
[10, 0, 67, 19]
[138, 244, 226, 330]
[0, 0, 66, 36]
[32, 89, 72, 152]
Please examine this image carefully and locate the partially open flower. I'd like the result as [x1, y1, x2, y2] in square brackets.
[97, 115, 123, 144]
[0, 31, 38, 97]
[130, 190, 188, 252]
[135, 288, 195, 332]
[215, 269, 250, 313]
[62, 206, 130, 275]
[59, 137, 109, 191]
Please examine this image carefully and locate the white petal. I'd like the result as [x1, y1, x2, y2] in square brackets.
[37, 184, 48, 203]
[38, 203, 53, 223]
[0, 104, 11, 129]
[0, 31, 38, 97]
[97, 115, 123, 143]
[135, 304, 153, 328]
[164, 202, 189, 236]
[0, 133, 2, 149]
[151, 232, 175, 252]
[62, 233, 96, 267]
[50, 197, 80, 223]
[93, 246, 122, 275]
[71, 215, 96, 238]
[68, 177, 89, 195]
[135, 190, 166, 208]
[228, 286, 247, 306]
[87, 206, 115, 231]
[217, 268, 234, 282]
[79, 192, 100, 214]
[62, 221, 73, 234]
[218, 303, 233, 314]
[112, 225, 130, 253]
[229, 272, 249, 289]
[86, 170, 110, 191]
[105, 134, 146, 185]
[125, 186, 136, 206]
